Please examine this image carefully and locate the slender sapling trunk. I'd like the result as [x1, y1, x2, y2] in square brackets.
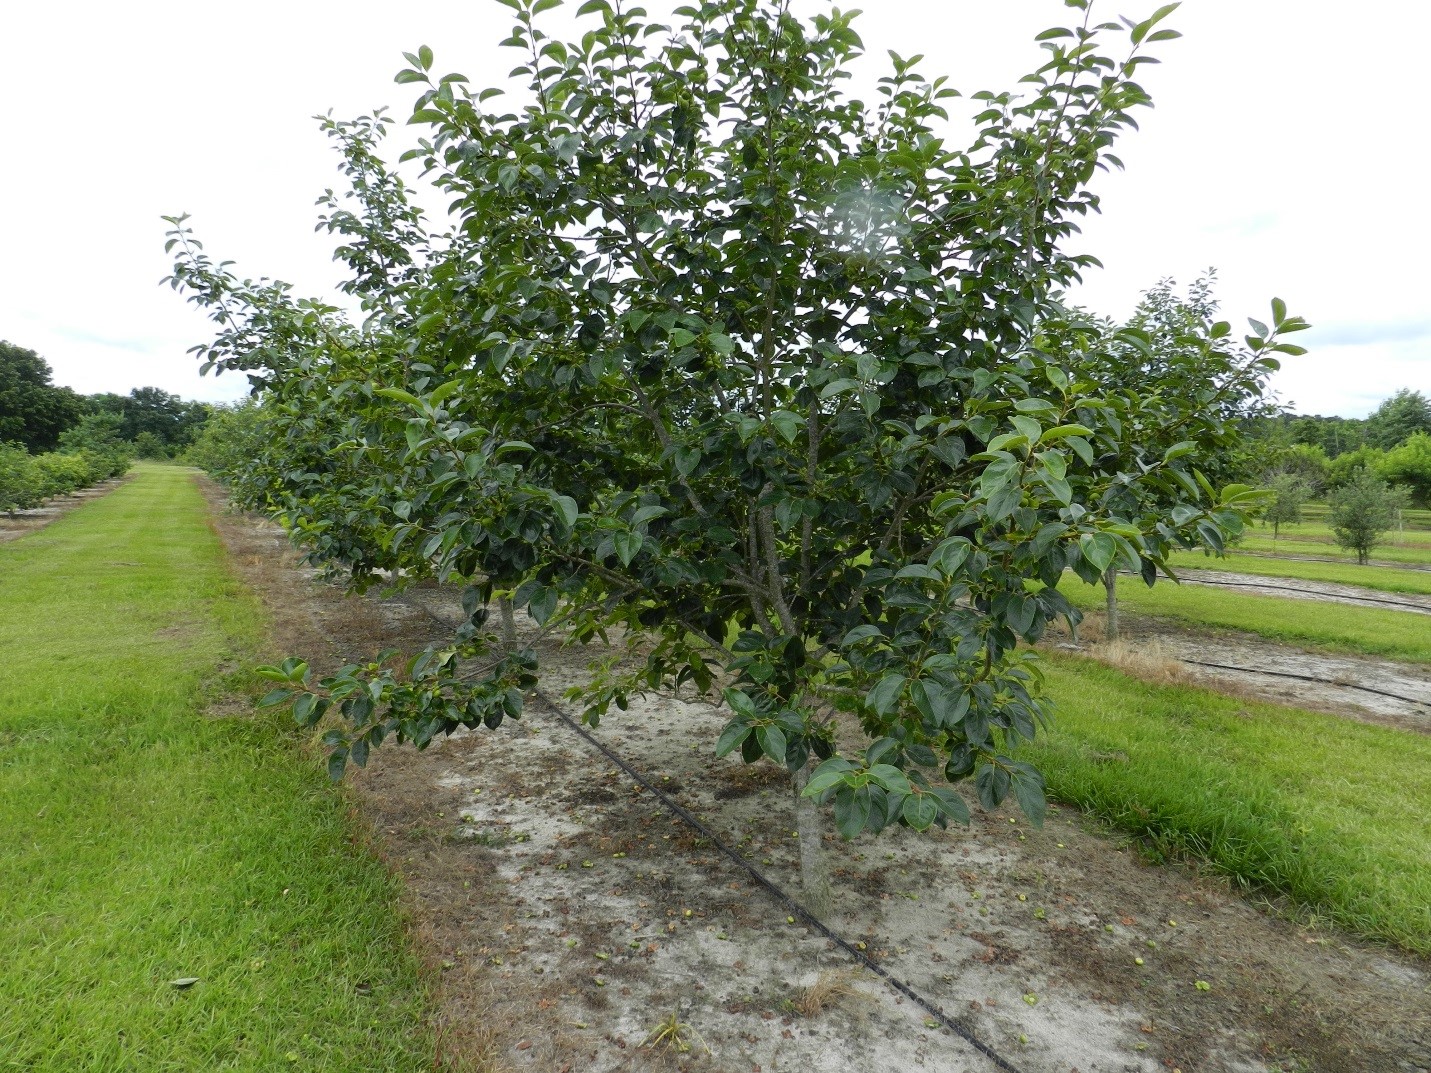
[791, 763, 834, 918]
[498, 595, 517, 650]
[1102, 565, 1120, 641]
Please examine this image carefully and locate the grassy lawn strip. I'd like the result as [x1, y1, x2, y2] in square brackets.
[1167, 549, 1431, 596]
[1235, 530, 1431, 567]
[1057, 574, 1431, 664]
[0, 464, 432, 1070]
[1030, 655, 1431, 954]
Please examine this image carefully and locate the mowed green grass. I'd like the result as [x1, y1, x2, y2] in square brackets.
[1167, 549, 1431, 596]
[1237, 527, 1431, 567]
[0, 466, 432, 1070]
[1298, 503, 1431, 531]
[1029, 655, 1431, 954]
[1057, 574, 1431, 664]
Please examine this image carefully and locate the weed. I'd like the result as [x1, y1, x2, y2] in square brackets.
[641, 1010, 709, 1056]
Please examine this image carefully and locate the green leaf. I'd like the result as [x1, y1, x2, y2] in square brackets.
[841, 624, 884, 646]
[868, 763, 912, 795]
[803, 758, 856, 797]
[1040, 424, 1092, 442]
[374, 387, 422, 408]
[833, 786, 871, 840]
[672, 447, 701, 477]
[932, 539, 970, 576]
[928, 787, 970, 825]
[974, 762, 1011, 810]
[723, 688, 758, 718]
[1011, 767, 1048, 827]
[1080, 532, 1117, 573]
[528, 586, 558, 625]
[985, 482, 1022, 522]
[911, 680, 967, 728]
[894, 564, 940, 581]
[756, 724, 787, 764]
[613, 530, 642, 566]
[770, 410, 804, 444]
[716, 720, 752, 758]
[706, 332, 736, 355]
[902, 793, 940, 831]
[865, 673, 906, 716]
[552, 494, 579, 530]
[1010, 415, 1042, 443]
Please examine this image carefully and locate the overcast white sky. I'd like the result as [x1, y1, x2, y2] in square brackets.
[1, 1, 1426, 417]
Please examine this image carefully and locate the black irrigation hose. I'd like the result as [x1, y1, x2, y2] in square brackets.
[1180, 658, 1431, 709]
[389, 594, 1026, 1073]
[531, 688, 1027, 1073]
[1172, 574, 1431, 613]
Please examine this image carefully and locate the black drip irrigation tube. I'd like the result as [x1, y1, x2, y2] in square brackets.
[388, 594, 1026, 1073]
[1175, 574, 1431, 613]
[1179, 658, 1431, 709]
[532, 688, 1027, 1073]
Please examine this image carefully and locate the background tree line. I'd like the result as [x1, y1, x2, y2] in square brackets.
[1236, 387, 1431, 507]
[0, 339, 216, 459]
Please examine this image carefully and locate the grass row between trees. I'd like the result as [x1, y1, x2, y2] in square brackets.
[0, 465, 433, 1070]
[1167, 549, 1431, 596]
[1031, 655, 1431, 955]
[1236, 529, 1431, 566]
[1055, 574, 1431, 664]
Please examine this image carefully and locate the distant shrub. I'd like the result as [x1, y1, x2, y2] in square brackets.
[181, 400, 272, 487]
[0, 443, 42, 514]
[132, 430, 172, 460]
[0, 441, 129, 516]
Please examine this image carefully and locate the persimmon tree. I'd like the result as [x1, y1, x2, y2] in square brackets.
[166, 0, 1303, 912]
[1074, 275, 1307, 637]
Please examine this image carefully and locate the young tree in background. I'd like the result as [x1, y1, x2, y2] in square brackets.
[1329, 472, 1408, 564]
[1075, 275, 1300, 639]
[1262, 472, 1309, 548]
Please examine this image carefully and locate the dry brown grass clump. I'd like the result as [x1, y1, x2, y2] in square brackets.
[792, 969, 863, 1018]
[1088, 638, 1193, 686]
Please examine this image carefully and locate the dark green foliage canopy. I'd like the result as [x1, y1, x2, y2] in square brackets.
[166, 0, 1300, 841]
[1364, 388, 1431, 451]
[86, 387, 211, 449]
[0, 341, 85, 453]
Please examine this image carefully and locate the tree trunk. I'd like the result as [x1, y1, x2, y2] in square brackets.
[1102, 565, 1120, 641]
[791, 763, 834, 918]
[498, 595, 517, 650]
